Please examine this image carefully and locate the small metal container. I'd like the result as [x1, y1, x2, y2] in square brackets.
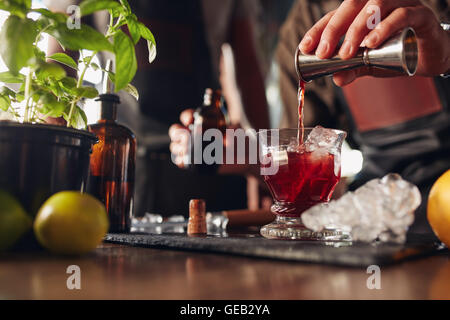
[295, 28, 418, 82]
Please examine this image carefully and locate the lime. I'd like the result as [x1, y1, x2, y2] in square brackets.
[0, 190, 31, 251]
[34, 191, 108, 255]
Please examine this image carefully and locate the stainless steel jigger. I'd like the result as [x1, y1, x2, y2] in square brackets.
[295, 28, 418, 82]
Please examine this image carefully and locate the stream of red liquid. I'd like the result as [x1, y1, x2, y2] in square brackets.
[297, 80, 305, 143]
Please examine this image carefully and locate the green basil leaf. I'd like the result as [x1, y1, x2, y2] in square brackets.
[15, 90, 24, 102]
[0, 16, 37, 74]
[34, 47, 46, 61]
[32, 8, 67, 23]
[36, 91, 54, 103]
[0, 94, 11, 111]
[74, 86, 99, 98]
[124, 83, 139, 100]
[66, 105, 87, 129]
[36, 16, 51, 31]
[38, 96, 66, 118]
[80, 0, 121, 16]
[59, 77, 78, 94]
[113, 29, 137, 91]
[106, 70, 115, 82]
[0, 71, 25, 83]
[47, 79, 65, 97]
[109, 7, 123, 18]
[16, 0, 31, 9]
[119, 0, 132, 12]
[138, 22, 156, 63]
[47, 53, 79, 70]
[90, 62, 100, 70]
[77, 106, 88, 128]
[47, 23, 113, 52]
[0, 86, 16, 98]
[36, 62, 66, 81]
[0, 1, 28, 18]
[126, 15, 141, 45]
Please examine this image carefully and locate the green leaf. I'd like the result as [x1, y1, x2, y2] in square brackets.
[15, 91, 24, 102]
[0, 16, 37, 74]
[16, 0, 31, 9]
[0, 86, 17, 98]
[37, 91, 66, 117]
[47, 23, 114, 52]
[0, 1, 29, 18]
[47, 53, 79, 70]
[59, 77, 78, 94]
[65, 105, 87, 129]
[74, 86, 99, 98]
[76, 106, 88, 128]
[47, 79, 64, 97]
[80, 0, 121, 16]
[110, 6, 124, 18]
[119, 0, 132, 12]
[39, 102, 66, 118]
[33, 8, 67, 24]
[0, 72, 25, 83]
[34, 47, 46, 61]
[90, 62, 100, 71]
[113, 29, 137, 91]
[36, 62, 66, 81]
[126, 15, 140, 45]
[138, 22, 156, 63]
[124, 83, 139, 100]
[106, 70, 115, 82]
[0, 94, 11, 111]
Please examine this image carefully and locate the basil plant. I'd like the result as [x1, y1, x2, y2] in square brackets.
[0, 0, 156, 128]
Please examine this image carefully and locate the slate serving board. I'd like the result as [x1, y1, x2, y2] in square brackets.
[104, 232, 446, 267]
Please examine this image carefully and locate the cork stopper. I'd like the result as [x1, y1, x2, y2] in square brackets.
[187, 199, 207, 235]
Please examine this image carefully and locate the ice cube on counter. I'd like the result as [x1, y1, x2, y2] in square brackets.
[302, 174, 421, 243]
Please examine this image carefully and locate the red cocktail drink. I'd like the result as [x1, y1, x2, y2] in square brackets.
[262, 149, 339, 216]
[258, 128, 346, 240]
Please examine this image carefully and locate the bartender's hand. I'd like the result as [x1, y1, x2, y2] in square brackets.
[169, 109, 194, 168]
[298, 0, 450, 86]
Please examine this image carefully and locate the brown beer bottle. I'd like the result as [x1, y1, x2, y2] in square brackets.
[194, 88, 227, 132]
[188, 88, 228, 172]
[87, 70, 136, 233]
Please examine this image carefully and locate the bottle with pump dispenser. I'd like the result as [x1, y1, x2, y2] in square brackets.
[87, 61, 136, 233]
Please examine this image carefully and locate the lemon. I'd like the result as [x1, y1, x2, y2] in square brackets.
[427, 170, 450, 248]
[0, 190, 31, 251]
[34, 191, 108, 255]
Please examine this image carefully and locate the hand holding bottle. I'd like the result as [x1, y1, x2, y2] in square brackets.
[169, 109, 194, 168]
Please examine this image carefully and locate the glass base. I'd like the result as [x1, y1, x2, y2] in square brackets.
[260, 216, 351, 241]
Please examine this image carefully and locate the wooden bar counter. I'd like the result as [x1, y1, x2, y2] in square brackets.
[0, 243, 449, 300]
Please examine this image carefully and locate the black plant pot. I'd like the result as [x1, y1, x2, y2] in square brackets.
[0, 121, 97, 249]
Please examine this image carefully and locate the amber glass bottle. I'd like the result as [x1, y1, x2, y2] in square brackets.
[87, 94, 136, 233]
[193, 89, 227, 132]
[189, 88, 228, 172]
